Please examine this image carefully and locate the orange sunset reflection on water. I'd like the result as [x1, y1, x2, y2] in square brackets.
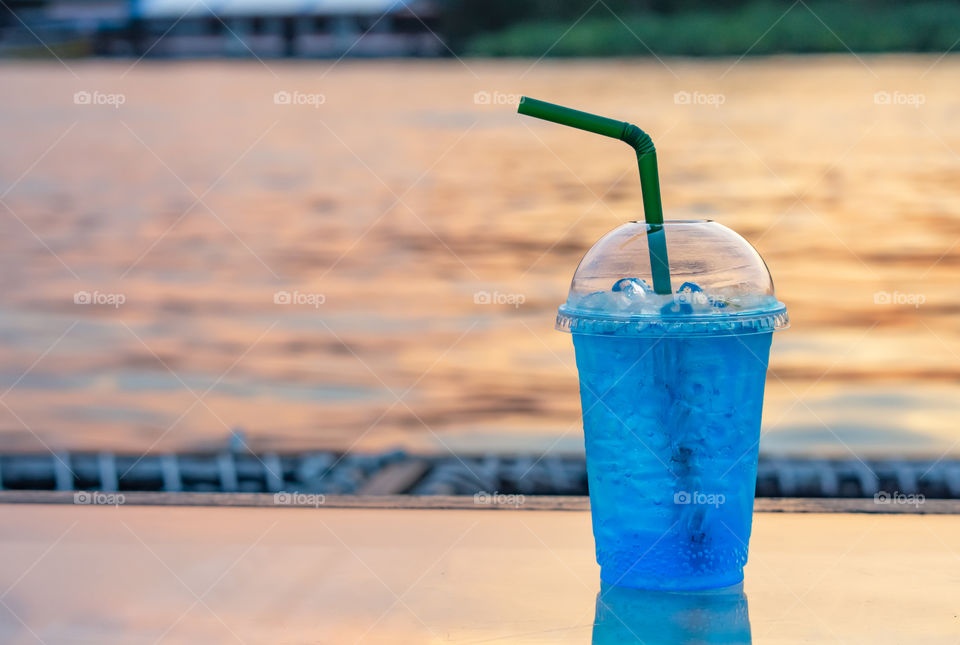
[0, 57, 957, 458]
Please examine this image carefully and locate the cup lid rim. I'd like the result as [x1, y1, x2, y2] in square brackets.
[556, 302, 789, 337]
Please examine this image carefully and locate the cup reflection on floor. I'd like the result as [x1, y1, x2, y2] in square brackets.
[592, 582, 751, 644]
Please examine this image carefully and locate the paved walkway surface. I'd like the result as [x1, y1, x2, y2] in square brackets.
[0, 503, 958, 643]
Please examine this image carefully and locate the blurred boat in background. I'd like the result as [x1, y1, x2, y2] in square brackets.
[0, 0, 442, 58]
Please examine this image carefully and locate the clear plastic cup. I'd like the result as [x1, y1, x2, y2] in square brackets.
[558, 220, 788, 591]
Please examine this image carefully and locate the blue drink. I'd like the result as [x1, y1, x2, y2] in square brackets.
[557, 220, 787, 591]
[574, 332, 771, 590]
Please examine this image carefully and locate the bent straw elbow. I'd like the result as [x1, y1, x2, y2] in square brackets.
[620, 123, 656, 157]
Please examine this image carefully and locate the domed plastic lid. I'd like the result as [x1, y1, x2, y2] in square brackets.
[557, 220, 788, 337]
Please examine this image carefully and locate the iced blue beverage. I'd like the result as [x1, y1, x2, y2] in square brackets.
[558, 220, 788, 591]
[575, 332, 771, 589]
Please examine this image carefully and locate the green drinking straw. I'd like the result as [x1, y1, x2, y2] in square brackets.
[517, 97, 672, 295]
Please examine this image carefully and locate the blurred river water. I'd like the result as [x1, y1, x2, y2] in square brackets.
[0, 57, 957, 459]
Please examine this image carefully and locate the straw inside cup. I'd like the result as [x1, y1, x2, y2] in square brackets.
[517, 97, 672, 294]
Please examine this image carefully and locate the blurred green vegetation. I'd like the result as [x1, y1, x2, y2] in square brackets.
[441, 0, 960, 57]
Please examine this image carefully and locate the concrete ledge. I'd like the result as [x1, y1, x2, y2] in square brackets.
[0, 490, 958, 513]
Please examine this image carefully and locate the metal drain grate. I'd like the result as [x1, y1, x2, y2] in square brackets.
[1, 452, 959, 498]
